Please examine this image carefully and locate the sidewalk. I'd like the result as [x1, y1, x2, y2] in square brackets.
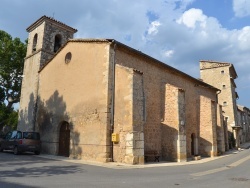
[38, 142, 250, 169]
[239, 141, 250, 149]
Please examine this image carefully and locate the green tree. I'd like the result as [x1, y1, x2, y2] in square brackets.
[0, 30, 26, 108]
[0, 104, 18, 130]
[0, 30, 26, 130]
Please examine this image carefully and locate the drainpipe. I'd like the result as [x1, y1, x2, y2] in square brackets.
[33, 76, 40, 132]
[216, 90, 221, 104]
[110, 41, 116, 162]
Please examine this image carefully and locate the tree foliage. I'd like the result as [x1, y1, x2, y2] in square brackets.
[0, 104, 18, 130]
[0, 30, 26, 131]
[0, 30, 27, 108]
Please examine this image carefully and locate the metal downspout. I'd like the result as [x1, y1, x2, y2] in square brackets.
[33, 76, 40, 132]
[110, 41, 116, 162]
[216, 90, 221, 104]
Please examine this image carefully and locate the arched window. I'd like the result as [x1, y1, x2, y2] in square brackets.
[54, 34, 62, 52]
[32, 34, 38, 52]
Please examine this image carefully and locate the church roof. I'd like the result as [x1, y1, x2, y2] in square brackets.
[39, 38, 220, 92]
[26, 15, 77, 33]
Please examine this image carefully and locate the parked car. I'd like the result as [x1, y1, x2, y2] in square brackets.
[0, 133, 4, 142]
[0, 130, 41, 155]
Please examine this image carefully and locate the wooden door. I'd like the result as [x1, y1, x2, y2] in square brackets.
[191, 133, 195, 155]
[58, 122, 70, 157]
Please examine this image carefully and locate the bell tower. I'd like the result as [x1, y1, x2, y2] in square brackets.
[18, 16, 77, 131]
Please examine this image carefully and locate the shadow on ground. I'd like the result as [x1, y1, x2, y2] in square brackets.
[0, 181, 40, 188]
[0, 152, 85, 179]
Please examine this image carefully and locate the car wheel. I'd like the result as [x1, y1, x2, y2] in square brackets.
[34, 151, 40, 155]
[13, 146, 19, 155]
[0, 146, 3, 152]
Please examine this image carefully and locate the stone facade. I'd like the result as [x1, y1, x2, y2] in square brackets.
[200, 60, 238, 132]
[18, 16, 77, 132]
[18, 16, 228, 164]
[36, 41, 112, 162]
[200, 60, 238, 149]
[217, 104, 226, 154]
[237, 105, 250, 144]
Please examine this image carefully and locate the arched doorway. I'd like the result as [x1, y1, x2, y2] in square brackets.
[191, 133, 195, 156]
[58, 121, 70, 157]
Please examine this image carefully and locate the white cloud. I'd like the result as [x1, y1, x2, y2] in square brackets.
[176, 8, 207, 28]
[237, 26, 250, 50]
[163, 50, 174, 58]
[233, 0, 250, 17]
[147, 21, 161, 35]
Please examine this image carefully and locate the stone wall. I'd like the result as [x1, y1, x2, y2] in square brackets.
[18, 54, 41, 131]
[199, 97, 217, 157]
[115, 46, 218, 161]
[37, 42, 111, 162]
[200, 61, 238, 133]
[161, 84, 187, 161]
[217, 104, 225, 154]
[18, 18, 75, 132]
[113, 65, 145, 164]
[113, 65, 133, 163]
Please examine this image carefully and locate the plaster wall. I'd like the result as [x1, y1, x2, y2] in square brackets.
[37, 42, 111, 162]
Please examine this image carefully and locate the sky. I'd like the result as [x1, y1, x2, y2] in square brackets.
[0, 0, 250, 107]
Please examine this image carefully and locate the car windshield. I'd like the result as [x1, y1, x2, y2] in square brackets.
[23, 132, 40, 140]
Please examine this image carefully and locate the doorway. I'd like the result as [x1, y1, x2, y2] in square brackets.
[191, 133, 195, 156]
[58, 121, 70, 157]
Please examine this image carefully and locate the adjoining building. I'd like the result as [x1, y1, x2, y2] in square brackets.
[237, 105, 250, 144]
[199, 60, 247, 149]
[19, 16, 229, 164]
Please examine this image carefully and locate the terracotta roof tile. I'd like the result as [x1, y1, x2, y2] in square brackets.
[26, 15, 77, 33]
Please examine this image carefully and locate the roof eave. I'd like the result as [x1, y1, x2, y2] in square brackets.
[26, 15, 77, 33]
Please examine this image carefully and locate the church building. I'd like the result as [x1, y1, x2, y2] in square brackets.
[18, 16, 226, 164]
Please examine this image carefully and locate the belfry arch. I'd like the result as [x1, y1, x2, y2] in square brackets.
[54, 34, 62, 52]
[32, 33, 38, 52]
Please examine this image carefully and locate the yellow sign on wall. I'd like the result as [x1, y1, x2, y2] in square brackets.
[112, 133, 119, 142]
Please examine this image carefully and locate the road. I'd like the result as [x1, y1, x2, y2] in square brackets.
[0, 149, 250, 188]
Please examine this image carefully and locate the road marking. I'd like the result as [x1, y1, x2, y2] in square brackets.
[227, 154, 250, 167]
[191, 167, 228, 176]
[191, 154, 250, 177]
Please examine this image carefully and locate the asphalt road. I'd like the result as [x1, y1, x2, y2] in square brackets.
[0, 149, 250, 188]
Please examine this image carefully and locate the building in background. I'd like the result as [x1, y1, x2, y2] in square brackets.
[199, 60, 244, 149]
[237, 105, 250, 144]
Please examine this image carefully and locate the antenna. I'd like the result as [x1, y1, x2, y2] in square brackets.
[53, 12, 55, 18]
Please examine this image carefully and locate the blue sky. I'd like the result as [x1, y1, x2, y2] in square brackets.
[0, 0, 250, 107]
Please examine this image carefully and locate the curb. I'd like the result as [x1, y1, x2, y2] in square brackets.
[37, 146, 250, 169]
